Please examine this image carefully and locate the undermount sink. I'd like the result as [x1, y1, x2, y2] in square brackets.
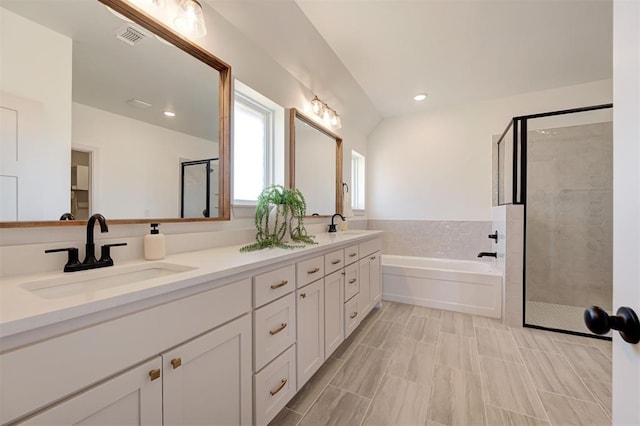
[20, 262, 197, 299]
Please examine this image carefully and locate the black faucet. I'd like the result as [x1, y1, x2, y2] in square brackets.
[328, 213, 345, 233]
[84, 213, 109, 264]
[477, 252, 497, 258]
[45, 213, 127, 272]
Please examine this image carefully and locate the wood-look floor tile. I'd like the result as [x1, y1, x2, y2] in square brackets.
[537, 390, 610, 426]
[299, 385, 370, 426]
[268, 408, 302, 426]
[519, 347, 594, 402]
[362, 374, 429, 426]
[379, 302, 414, 324]
[473, 316, 510, 330]
[583, 378, 611, 418]
[330, 344, 391, 398]
[287, 357, 344, 414]
[510, 328, 560, 353]
[428, 365, 485, 426]
[361, 319, 404, 351]
[485, 405, 550, 426]
[549, 333, 612, 359]
[403, 316, 440, 344]
[387, 338, 436, 385]
[332, 324, 368, 360]
[480, 356, 547, 419]
[359, 306, 383, 329]
[440, 311, 475, 337]
[476, 327, 522, 363]
[412, 305, 444, 319]
[554, 340, 612, 383]
[436, 332, 480, 373]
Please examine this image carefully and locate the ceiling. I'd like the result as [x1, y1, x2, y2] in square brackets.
[213, 0, 613, 120]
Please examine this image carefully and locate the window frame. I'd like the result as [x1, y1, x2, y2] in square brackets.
[351, 150, 366, 212]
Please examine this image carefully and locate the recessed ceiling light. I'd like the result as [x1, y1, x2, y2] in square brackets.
[164, 111, 176, 117]
[414, 93, 427, 101]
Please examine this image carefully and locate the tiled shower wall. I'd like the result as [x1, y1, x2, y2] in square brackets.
[367, 220, 492, 260]
[525, 121, 613, 309]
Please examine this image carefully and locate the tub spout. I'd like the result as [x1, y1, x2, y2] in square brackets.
[477, 252, 497, 258]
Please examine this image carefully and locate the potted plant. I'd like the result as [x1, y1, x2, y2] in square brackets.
[240, 185, 315, 252]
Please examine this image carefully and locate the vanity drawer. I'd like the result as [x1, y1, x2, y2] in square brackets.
[296, 256, 324, 288]
[344, 244, 359, 265]
[254, 345, 296, 426]
[254, 265, 296, 308]
[254, 293, 296, 371]
[344, 294, 362, 338]
[324, 249, 344, 275]
[344, 263, 359, 302]
[359, 238, 382, 257]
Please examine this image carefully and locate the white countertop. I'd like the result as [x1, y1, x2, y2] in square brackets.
[0, 230, 382, 340]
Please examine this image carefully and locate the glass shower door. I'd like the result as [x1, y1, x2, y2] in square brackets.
[181, 158, 218, 218]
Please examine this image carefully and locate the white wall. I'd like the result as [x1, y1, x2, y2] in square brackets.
[368, 79, 613, 221]
[73, 103, 215, 219]
[0, 8, 71, 221]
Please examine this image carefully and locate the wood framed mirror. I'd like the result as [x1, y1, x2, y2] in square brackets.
[0, 0, 230, 227]
[289, 108, 342, 216]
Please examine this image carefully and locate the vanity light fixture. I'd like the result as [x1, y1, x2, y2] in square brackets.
[163, 111, 176, 117]
[173, 0, 207, 38]
[414, 93, 427, 101]
[310, 95, 342, 130]
[109, 0, 207, 39]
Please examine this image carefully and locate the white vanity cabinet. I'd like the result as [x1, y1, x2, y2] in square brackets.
[1, 279, 253, 425]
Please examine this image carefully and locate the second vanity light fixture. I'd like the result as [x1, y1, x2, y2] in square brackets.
[311, 96, 342, 130]
[125, 0, 207, 39]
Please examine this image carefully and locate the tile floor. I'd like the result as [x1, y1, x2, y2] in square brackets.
[269, 301, 612, 426]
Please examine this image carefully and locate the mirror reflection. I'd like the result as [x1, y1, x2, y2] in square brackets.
[0, 0, 228, 224]
[290, 109, 342, 216]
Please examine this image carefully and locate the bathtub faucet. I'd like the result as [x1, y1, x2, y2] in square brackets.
[477, 252, 497, 258]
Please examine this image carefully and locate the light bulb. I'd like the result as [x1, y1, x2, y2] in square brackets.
[333, 114, 342, 130]
[311, 96, 323, 116]
[323, 109, 332, 125]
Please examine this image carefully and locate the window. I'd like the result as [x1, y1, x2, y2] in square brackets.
[351, 150, 365, 210]
[233, 81, 284, 203]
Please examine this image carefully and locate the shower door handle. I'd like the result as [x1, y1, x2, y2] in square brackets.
[584, 306, 640, 344]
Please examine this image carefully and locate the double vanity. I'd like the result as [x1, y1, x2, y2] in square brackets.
[0, 230, 382, 425]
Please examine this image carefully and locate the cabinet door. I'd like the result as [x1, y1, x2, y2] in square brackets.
[324, 270, 344, 357]
[21, 358, 162, 425]
[369, 251, 382, 305]
[163, 314, 252, 426]
[296, 279, 325, 389]
[358, 257, 372, 318]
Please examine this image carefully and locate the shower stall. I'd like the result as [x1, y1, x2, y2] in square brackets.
[181, 158, 219, 218]
[496, 104, 613, 337]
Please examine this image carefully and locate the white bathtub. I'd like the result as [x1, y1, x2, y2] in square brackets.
[382, 255, 503, 318]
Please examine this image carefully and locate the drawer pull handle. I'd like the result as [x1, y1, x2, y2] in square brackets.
[270, 378, 288, 396]
[149, 369, 161, 381]
[341, 271, 346, 276]
[350, 312, 358, 319]
[349, 253, 357, 258]
[349, 279, 357, 284]
[300, 293, 306, 299]
[370, 256, 376, 260]
[271, 280, 288, 290]
[307, 267, 320, 274]
[171, 358, 182, 369]
[331, 259, 341, 265]
[269, 323, 288, 335]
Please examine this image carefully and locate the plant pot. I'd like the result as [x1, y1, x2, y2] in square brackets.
[268, 204, 293, 242]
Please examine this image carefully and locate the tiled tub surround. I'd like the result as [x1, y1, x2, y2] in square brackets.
[270, 301, 612, 426]
[368, 220, 493, 260]
[525, 122, 613, 310]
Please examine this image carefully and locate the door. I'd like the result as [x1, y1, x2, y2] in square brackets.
[296, 279, 325, 388]
[163, 314, 252, 426]
[21, 358, 162, 425]
[369, 251, 382, 306]
[324, 270, 344, 357]
[358, 257, 371, 318]
[612, 0, 640, 423]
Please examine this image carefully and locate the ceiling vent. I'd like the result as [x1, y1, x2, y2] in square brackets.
[115, 25, 146, 46]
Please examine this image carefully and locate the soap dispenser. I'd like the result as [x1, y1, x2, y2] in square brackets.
[144, 223, 166, 260]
